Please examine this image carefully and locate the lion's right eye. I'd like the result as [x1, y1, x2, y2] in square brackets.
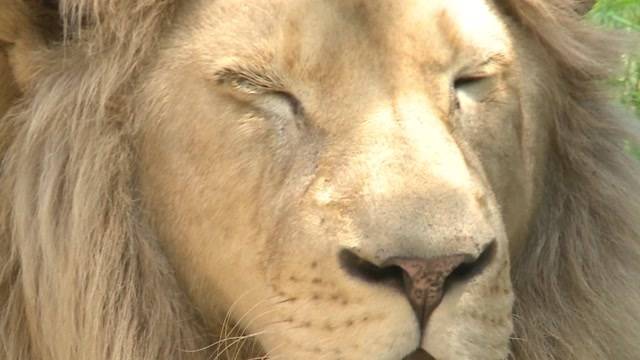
[212, 66, 303, 120]
[252, 91, 304, 120]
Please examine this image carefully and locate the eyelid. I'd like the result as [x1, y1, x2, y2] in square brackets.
[479, 53, 511, 72]
[213, 65, 285, 95]
[212, 65, 303, 117]
[456, 53, 510, 82]
[454, 74, 490, 88]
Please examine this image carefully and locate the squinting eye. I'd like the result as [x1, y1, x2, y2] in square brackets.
[252, 91, 304, 121]
[454, 75, 487, 90]
[273, 91, 303, 116]
[212, 66, 303, 118]
[452, 74, 493, 111]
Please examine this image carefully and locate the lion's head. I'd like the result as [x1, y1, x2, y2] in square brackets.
[1, 0, 639, 359]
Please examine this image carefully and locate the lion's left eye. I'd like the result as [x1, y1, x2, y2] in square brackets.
[452, 75, 494, 111]
[454, 75, 486, 90]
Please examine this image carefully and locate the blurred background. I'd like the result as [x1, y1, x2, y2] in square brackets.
[589, 0, 640, 158]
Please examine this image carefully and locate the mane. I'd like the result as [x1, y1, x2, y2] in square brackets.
[0, 1, 214, 359]
[0, 1, 638, 359]
[502, 1, 640, 359]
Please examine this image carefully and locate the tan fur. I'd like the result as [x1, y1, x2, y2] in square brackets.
[0, 0, 639, 359]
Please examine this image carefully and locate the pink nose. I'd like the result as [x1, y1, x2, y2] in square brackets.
[340, 242, 494, 329]
[384, 255, 466, 327]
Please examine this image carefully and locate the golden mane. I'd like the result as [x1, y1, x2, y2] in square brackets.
[0, 1, 638, 359]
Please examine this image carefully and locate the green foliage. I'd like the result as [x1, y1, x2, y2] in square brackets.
[589, 0, 640, 158]
[590, 0, 640, 31]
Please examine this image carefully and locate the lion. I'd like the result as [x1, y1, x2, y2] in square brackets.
[0, 0, 639, 359]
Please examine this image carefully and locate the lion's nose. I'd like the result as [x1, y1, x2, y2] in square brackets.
[340, 244, 494, 327]
[383, 255, 465, 327]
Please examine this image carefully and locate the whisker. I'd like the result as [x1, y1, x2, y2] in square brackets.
[211, 330, 270, 360]
[215, 296, 280, 356]
[193, 290, 311, 359]
[211, 308, 290, 360]
[180, 287, 260, 354]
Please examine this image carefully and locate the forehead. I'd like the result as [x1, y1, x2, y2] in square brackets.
[178, 0, 511, 72]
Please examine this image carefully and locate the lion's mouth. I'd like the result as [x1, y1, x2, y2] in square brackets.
[403, 349, 436, 360]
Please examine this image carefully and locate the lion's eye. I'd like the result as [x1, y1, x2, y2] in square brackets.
[452, 53, 509, 112]
[452, 74, 493, 111]
[254, 91, 303, 119]
[454, 75, 486, 90]
[212, 66, 303, 120]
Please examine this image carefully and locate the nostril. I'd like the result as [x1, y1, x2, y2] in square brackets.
[338, 249, 405, 291]
[448, 240, 496, 283]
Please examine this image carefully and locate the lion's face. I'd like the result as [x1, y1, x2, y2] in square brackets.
[137, 0, 550, 358]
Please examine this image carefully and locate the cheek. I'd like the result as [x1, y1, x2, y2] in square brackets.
[138, 91, 274, 233]
[135, 81, 288, 316]
[134, 67, 322, 324]
[457, 97, 537, 245]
